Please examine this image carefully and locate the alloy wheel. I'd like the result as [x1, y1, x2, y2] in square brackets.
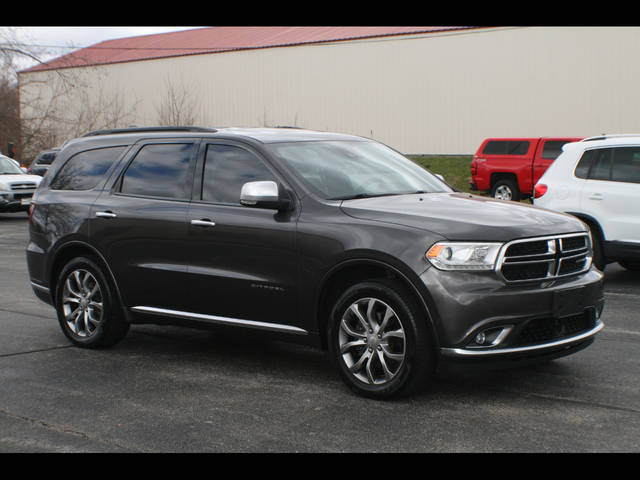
[338, 297, 406, 385]
[61, 269, 104, 337]
[494, 185, 513, 200]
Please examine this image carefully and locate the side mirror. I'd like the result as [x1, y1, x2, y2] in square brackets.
[240, 181, 291, 211]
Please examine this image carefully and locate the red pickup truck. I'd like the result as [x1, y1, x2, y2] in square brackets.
[470, 137, 582, 201]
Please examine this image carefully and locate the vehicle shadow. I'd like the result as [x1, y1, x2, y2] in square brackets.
[107, 323, 579, 402]
[602, 262, 640, 289]
[117, 324, 337, 385]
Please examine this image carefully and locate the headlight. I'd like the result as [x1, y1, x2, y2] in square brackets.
[426, 242, 503, 271]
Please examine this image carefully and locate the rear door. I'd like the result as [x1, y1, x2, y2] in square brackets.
[90, 139, 199, 312]
[579, 146, 640, 243]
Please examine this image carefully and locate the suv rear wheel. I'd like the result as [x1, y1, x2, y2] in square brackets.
[491, 177, 521, 201]
[55, 256, 129, 348]
[327, 279, 435, 399]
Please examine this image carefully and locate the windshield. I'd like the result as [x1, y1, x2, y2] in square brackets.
[0, 157, 24, 175]
[267, 140, 452, 200]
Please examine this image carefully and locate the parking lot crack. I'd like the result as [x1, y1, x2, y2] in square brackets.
[0, 408, 147, 452]
[0, 345, 72, 359]
[497, 389, 640, 415]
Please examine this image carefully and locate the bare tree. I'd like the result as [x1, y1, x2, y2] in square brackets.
[155, 74, 201, 126]
[2, 27, 140, 163]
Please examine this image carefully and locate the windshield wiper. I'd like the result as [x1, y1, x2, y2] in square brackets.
[333, 190, 434, 201]
[332, 192, 399, 201]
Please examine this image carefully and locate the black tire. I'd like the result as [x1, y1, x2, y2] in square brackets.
[589, 229, 607, 272]
[55, 256, 129, 348]
[490, 178, 521, 202]
[327, 279, 436, 400]
[619, 260, 640, 271]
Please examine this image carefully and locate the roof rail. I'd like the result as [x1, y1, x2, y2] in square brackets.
[82, 126, 218, 137]
[582, 133, 640, 142]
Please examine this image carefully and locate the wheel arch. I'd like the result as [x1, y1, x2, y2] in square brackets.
[490, 172, 518, 188]
[566, 212, 605, 241]
[48, 240, 132, 322]
[315, 257, 440, 352]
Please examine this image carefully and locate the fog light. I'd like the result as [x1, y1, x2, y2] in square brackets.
[469, 326, 513, 348]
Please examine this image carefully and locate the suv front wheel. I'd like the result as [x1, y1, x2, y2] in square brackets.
[328, 279, 435, 399]
[55, 256, 129, 348]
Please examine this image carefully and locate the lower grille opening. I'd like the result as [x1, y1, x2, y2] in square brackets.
[510, 309, 596, 348]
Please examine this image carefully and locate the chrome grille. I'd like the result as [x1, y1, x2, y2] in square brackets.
[497, 233, 591, 283]
[9, 182, 37, 191]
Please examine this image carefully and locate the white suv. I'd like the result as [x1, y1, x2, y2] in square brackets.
[533, 135, 640, 271]
[0, 154, 42, 214]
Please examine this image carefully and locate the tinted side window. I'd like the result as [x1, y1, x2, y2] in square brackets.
[50, 146, 125, 191]
[202, 144, 276, 204]
[611, 147, 640, 184]
[37, 152, 57, 165]
[541, 140, 570, 160]
[120, 143, 195, 199]
[574, 150, 594, 179]
[589, 149, 612, 181]
[482, 141, 530, 156]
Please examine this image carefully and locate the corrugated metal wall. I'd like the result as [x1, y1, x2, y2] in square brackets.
[19, 26, 640, 154]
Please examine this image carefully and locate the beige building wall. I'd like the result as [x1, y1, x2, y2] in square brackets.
[19, 26, 640, 154]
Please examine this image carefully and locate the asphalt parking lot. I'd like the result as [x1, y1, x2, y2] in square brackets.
[1, 211, 639, 453]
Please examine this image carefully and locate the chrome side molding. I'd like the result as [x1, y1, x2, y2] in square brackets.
[130, 306, 308, 335]
[30, 281, 50, 293]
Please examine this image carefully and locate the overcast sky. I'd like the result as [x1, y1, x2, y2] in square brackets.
[8, 27, 204, 68]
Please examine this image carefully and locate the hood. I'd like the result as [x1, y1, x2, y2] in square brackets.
[0, 174, 42, 189]
[340, 192, 586, 242]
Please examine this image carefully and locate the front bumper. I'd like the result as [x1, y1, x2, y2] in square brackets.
[420, 266, 605, 362]
[0, 191, 33, 212]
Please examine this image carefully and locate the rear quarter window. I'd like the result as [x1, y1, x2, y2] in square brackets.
[50, 146, 126, 191]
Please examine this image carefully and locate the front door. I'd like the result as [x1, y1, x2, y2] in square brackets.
[185, 142, 301, 334]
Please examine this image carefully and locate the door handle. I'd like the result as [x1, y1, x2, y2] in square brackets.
[588, 193, 603, 201]
[191, 219, 216, 227]
[95, 211, 117, 218]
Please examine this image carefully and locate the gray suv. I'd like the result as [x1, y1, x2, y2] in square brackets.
[29, 148, 60, 176]
[27, 127, 605, 399]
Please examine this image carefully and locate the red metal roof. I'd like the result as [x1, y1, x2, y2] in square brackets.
[21, 26, 477, 73]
